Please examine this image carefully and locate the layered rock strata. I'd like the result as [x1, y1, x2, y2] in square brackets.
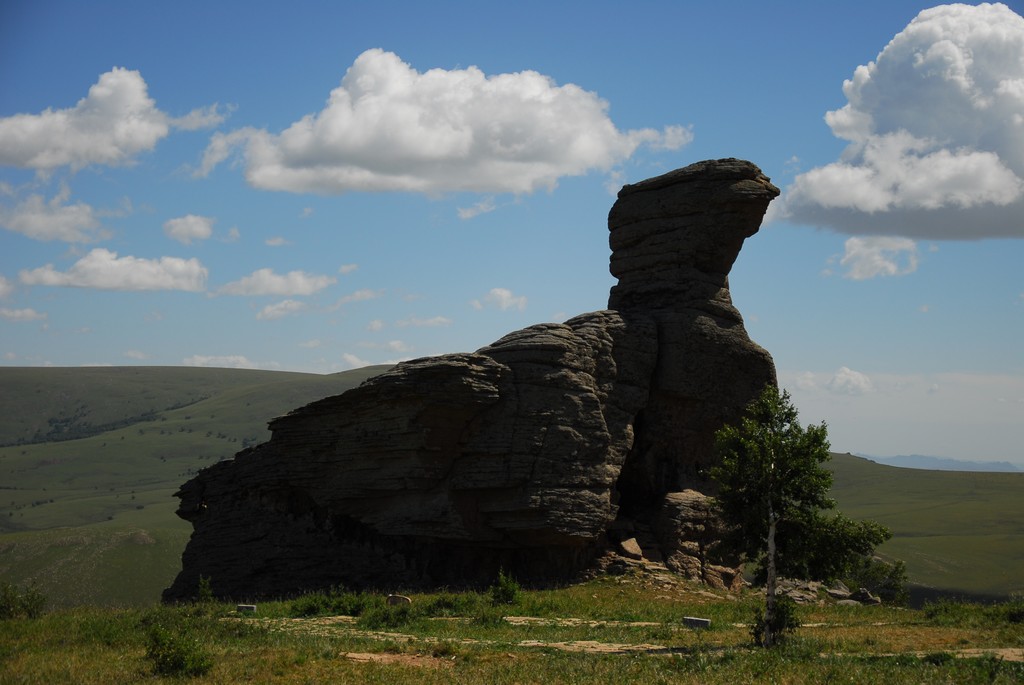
[164, 159, 779, 601]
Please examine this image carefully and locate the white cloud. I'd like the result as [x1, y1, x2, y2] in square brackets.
[123, 349, 150, 360]
[367, 319, 384, 332]
[0, 184, 106, 242]
[0, 275, 12, 299]
[225, 227, 241, 242]
[0, 67, 224, 172]
[471, 287, 526, 311]
[183, 354, 257, 369]
[0, 307, 47, 322]
[170, 104, 229, 131]
[256, 299, 307, 320]
[341, 352, 371, 369]
[163, 214, 214, 245]
[838, 236, 918, 280]
[20, 248, 207, 291]
[779, 3, 1024, 239]
[457, 196, 497, 220]
[197, 48, 689, 195]
[827, 366, 875, 395]
[335, 288, 383, 306]
[299, 338, 322, 348]
[265, 236, 290, 247]
[795, 371, 817, 391]
[396, 315, 453, 327]
[338, 263, 358, 275]
[219, 268, 335, 296]
[299, 207, 314, 218]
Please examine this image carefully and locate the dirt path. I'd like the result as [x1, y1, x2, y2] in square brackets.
[240, 615, 1024, 664]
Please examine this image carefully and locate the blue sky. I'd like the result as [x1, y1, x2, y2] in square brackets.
[1, 1, 1022, 466]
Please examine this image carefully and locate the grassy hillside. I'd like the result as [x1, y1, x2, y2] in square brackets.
[0, 365, 389, 606]
[1, 367, 1021, 608]
[829, 452, 1024, 599]
[0, 367, 332, 446]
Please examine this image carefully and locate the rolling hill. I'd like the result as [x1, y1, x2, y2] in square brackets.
[1, 366, 1021, 607]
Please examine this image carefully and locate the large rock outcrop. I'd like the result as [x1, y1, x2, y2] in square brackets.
[164, 159, 779, 601]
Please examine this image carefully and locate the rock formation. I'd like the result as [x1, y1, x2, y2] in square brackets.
[164, 159, 779, 601]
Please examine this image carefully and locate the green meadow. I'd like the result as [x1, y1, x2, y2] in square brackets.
[1, 366, 1022, 608]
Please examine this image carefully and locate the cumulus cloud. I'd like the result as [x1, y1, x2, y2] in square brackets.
[183, 354, 257, 369]
[0, 275, 12, 299]
[779, 3, 1024, 240]
[256, 299, 307, 320]
[196, 49, 690, 195]
[471, 287, 527, 311]
[0, 67, 224, 172]
[219, 268, 335, 296]
[838, 236, 918, 280]
[123, 349, 150, 360]
[19, 248, 207, 291]
[163, 214, 214, 245]
[827, 366, 875, 395]
[0, 307, 47, 321]
[265, 236, 290, 247]
[0, 184, 106, 242]
[338, 263, 358, 275]
[367, 319, 384, 332]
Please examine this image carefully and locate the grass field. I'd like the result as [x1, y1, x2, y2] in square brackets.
[2, 572, 1023, 684]
[829, 453, 1024, 600]
[1, 366, 1022, 609]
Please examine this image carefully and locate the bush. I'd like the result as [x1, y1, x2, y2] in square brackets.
[0, 581, 46, 619]
[751, 595, 800, 647]
[289, 588, 376, 618]
[842, 556, 909, 606]
[490, 569, 520, 606]
[145, 624, 213, 677]
[196, 575, 214, 604]
[357, 603, 416, 629]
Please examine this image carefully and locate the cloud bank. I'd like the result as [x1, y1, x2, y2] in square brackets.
[218, 268, 336, 296]
[19, 248, 207, 291]
[0, 67, 224, 172]
[197, 48, 690, 195]
[779, 3, 1024, 241]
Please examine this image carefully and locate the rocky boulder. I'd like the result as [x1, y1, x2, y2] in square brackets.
[164, 159, 779, 602]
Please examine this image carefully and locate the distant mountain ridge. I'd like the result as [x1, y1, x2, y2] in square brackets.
[859, 453, 1022, 472]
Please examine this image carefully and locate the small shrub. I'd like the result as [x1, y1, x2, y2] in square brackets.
[289, 588, 376, 618]
[0, 581, 46, 619]
[290, 592, 332, 618]
[490, 569, 520, 606]
[196, 575, 214, 604]
[751, 595, 800, 647]
[423, 592, 485, 617]
[357, 603, 416, 629]
[1003, 594, 1024, 624]
[146, 624, 213, 677]
[843, 556, 909, 606]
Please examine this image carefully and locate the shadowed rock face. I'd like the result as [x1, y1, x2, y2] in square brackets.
[164, 159, 779, 601]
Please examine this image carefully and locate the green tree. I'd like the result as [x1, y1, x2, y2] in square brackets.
[711, 385, 891, 646]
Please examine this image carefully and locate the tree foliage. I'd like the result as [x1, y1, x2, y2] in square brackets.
[710, 384, 893, 645]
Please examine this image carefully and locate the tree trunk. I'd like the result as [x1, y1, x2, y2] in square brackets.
[764, 504, 779, 647]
